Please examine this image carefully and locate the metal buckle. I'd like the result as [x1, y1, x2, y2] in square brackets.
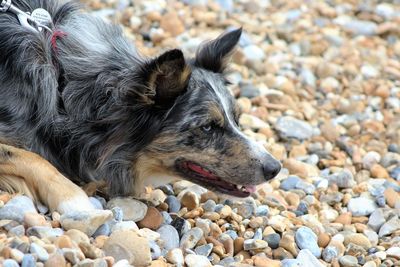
[0, 0, 11, 12]
[0, 0, 52, 33]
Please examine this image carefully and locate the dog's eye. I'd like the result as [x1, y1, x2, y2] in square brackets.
[201, 124, 213, 133]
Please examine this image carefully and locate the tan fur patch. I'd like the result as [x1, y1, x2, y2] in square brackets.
[208, 103, 225, 127]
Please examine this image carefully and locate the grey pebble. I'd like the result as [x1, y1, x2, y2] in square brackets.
[3, 259, 19, 267]
[194, 243, 213, 256]
[0, 196, 36, 223]
[30, 243, 49, 262]
[21, 254, 36, 267]
[295, 227, 321, 258]
[264, 233, 280, 249]
[158, 224, 180, 250]
[166, 196, 181, 213]
[149, 240, 161, 260]
[280, 176, 301, 191]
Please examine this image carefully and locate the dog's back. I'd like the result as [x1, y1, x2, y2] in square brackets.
[0, 0, 143, 184]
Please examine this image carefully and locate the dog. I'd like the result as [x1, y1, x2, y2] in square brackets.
[0, 0, 281, 214]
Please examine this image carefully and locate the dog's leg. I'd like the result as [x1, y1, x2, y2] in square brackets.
[0, 143, 94, 213]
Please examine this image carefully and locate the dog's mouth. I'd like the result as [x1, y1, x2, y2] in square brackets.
[175, 159, 256, 197]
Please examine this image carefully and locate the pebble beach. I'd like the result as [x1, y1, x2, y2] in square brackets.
[0, 0, 399, 266]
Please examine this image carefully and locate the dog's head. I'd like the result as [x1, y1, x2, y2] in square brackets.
[134, 28, 281, 197]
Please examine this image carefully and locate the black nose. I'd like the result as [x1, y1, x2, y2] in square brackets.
[263, 158, 281, 180]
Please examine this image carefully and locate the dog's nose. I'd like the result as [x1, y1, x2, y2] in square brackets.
[262, 158, 281, 180]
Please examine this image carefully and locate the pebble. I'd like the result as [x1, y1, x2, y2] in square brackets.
[138, 207, 163, 230]
[347, 197, 378, 216]
[0, 196, 37, 223]
[264, 233, 280, 249]
[275, 116, 314, 140]
[243, 239, 268, 250]
[184, 254, 212, 267]
[378, 216, 400, 237]
[339, 255, 359, 267]
[180, 227, 203, 249]
[166, 248, 184, 266]
[157, 225, 179, 250]
[21, 254, 36, 267]
[165, 196, 181, 213]
[60, 210, 113, 236]
[295, 227, 321, 258]
[30, 243, 49, 262]
[106, 198, 147, 221]
[103, 230, 151, 266]
[297, 249, 324, 267]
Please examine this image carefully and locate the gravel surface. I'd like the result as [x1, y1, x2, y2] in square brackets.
[1, 0, 400, 266]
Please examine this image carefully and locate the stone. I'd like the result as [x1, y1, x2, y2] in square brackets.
[138, 207, 163, 230]
[26, 226, 63, 239]
[165, 196, 181, 213]
[379, 216, 400, 237]
[10, 248, 24, 263]
[180, 191, 199, 210]
[106, 198, 147, 222]
[157, 225, 179, 250]
[275, 116, 314, 140]
[30, 243, 49, 262]
[65, 229, 91, 244]
[280, 176, 301, 191]
[322, 246, 338, 263]
[184, 254, 212, 267]
[347, 197, 377, 216]
[384, 188, 400, 208]
[111, 221, 138, 233]
[283, 159, 319, 178]
[335, 212, 352, 225]
[0, 196, 37, 223]
[232, 201, 255, 219]
[253, 256, 281, 267]
[24, 212, 49, 227]
[63, 248, 80, 265]
[180, 227, 203, 249]
[44, 253, 67, 267]
[343, 234, 371, 250]
[160, 11, 184, 36]
[339, 255, 358, 267]
[194, 243, 213, 256]
[103, 230, 151, 266]
[362, 151, 381, 170]
[368, 209, 385, 232]
[55, 235, 73, 249]
[22, 254, 37, 267]
[3, 259, 19, 267]
[386, 247, 400, 259]
[326, 169, 356, 188]
[296, 249, 324, 266]
[264, 233, 280, 249]
[243, 239, 268, 250]
[242, 45, 265, 61]
[318, 233, 331, 248]
[166, 248, 184, 266]
[239, 114, 269, 129]
[60, 210, 113, 236]
[295, 227, 320, 258]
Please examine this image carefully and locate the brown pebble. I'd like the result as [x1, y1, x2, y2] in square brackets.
[279, 233, 298, 257]
[370, 164, 389, 178]
[384, 188, 400, 208]
[202, 212, 220, 221]
[181, 191, 199, 210]
[233, 237, 244, 255]
[318, 233, 331, 248]
[160, 12, 184, 36]
[253, 256, 281, 267]
[212, 245, 225, 257]
[44, 253, 66, 267]
[55, 235, 73, 249]
[79, 242, 104, 259]
[335, 212, 352, 225]
[93, 235, 108, 249]
[138, 207, 163, 230]
[272, 247, 294, 260]
[149, 259, 168, 267]
[200, 191, 219, 203]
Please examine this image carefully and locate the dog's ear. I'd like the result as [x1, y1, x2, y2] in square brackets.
[194, 28, 242, 73]
[146, 49, 191, 108]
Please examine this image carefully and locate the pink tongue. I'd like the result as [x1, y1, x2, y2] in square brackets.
[244, 185, 257, 193]
[187, 162, 215, 178]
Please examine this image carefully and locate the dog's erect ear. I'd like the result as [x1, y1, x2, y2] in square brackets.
[146, 49, 191, 108]
[194, 28, 242, 73]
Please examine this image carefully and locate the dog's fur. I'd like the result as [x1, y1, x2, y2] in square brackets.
[0, 0, 280, 213]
